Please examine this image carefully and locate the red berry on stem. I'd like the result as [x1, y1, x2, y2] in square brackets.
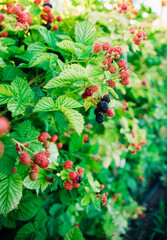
[90, 85, 98, 92]
[45, 149, 51, 158]
[46, 177, 54, 183]
[50, 135, 58, 143]
[12, 168, 17, 174]
[29, 171, 38, 181]
[53, 25, 58, 31]
[68, 171, 78, 180]
[102, 41, 111, 50]
[0, 116, 10, 136]
[0, 14, 5, 23]
[108, 80, 116, 88]
[78, 168, 84, 174]
[107, 109, 115, 118]
[43, 6, 51, 13]
[38, 132, 49, 142]
[57, 143, 63, 149]
[64, 181, 73, 190]
[19, 152, 31, 165]
[63, 160, 73, 169]
[93, 42, 102, 54]
[56, 15, 62, 21]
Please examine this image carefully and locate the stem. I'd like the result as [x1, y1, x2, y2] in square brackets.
[12, 139, 35, 155]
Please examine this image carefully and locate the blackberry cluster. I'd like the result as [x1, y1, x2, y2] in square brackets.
[43, 3, 53, 8]
[94, 94, 115, 123]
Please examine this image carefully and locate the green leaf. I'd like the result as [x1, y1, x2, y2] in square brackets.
[74, 43, 87, 51]
[0, 84, 16, 105]
[29, 5, 41, 15]
[0, 57, 6, 68]
[0, 173, 22, 216]
[28, 41, 46, 52]
[87, 66, 104, 78]
[83, 98, 93, 111]
[39, 28, 57, 49]
[69, 132, 83, 153]
[75, 20, 95, 45]
[0, 38, 16, 46]
[7, 77, 34, 117]
[99, 84, 108, 96]
[29, 53, 57, 68]
[62, 108, 84, 135]
[45, 64, 87, 89]
[0, 136, 17, 175]
[55, 96, 82, 109]
[65, 226, 85, 240]
[10, 191, 43, 221]
[23, 169, 49, 194]
[89, 193, 101, 211]
[34, 97, 56, 112]
[57, 40, 76, 54]
[107, 87, 119, 99]
[87, 173, 100, 192]
[2, 65, 27, 82]
[81, 194, 90, 206]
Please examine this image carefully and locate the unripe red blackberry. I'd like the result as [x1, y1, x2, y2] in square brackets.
[103, 56, 112, 66]
[41, 14, 49, 21]
[30, 162, 39, 173]
[102, 41, 111, 50]
[6, 7, 12, 14]
[15, 22, 24, 29]
[68, 171, 78, 180]
[43, 141, 50, 149]
[48, 12, 55, 19]
[82, 93, 87, 99]
[131, 150, 136, 155]
[19, 152, 31, 165]
[39, 159, 50, 169]
[0, 32, 8, 38]
[102, 196, 107, 203]
[12, 5, 22, 16]
[97, 101, 109, 113]
[102, 94, 111, 103]
[135, 39, 141, 45]
[100, 184, 105, 190]
[6, 3, 12, 8]
[56, 15, 62, 21]
[85, 87, 93, 96]
[0, 116, 10, 136]
[96, 113, 104, 124]
[133, 35, 138, 42]
[17, 12, 29, 24]
[45, 149, 51, 158]
[107, 109, 115, 118]
[78, 168, 84, 174]
[108, 65, 116, 74]
[50, 135, 58, 143]
[34, 0, 41, 5]
[108, 80, 116, 88]
[120, 78, 129, 85]
[27, 18, 33, 25]
[29, 171, 38, 181]
[0, 14, 5, 23]
[120, 70, 130, 80]
[57, 143, 63, 149]
[121, 3, 128, 10]
[34, 152, 48, 166]
[137, 32, 143, 38]
[136, 145, 142, 151]
[0, 141, 4, 158]
[53, 25, 58, 31]
[73, 182, 80, 188]
[118, 59, 127, 68]
[38, 132, 49, 142]
[84, 134, 88, 143]
[90, 85, 98, 92]
[46, 177, 54, 183]
[132, 143, 136, 147]
[12, 167, 17, 174]
[43, 6, 51, 13]
[64, 181, 73, 190]
[63, 160, 73, 169]
[93, 42, 102, 54]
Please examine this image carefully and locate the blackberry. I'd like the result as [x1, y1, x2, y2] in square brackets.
[125, 107, 129, 111]
[94, 107, 100, 115]
[77, 175, 82, 183]
[96, 113, 104, 123]
[43, 24, 51, 30]
[43, 3, 52, 8]
[97, 101, 109, 113]
[102, 94, 111, 103]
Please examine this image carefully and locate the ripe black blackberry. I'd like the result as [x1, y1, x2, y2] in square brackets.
[43, 24, 51, 30]
[97, 101, 109, 113]
[43, 3, 53, 8]
[77, 175, 82, 183]
[102, 94, 111, 103]
[96, 113, 104, 123]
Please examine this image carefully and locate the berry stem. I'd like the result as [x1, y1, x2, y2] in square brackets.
[12, 139, 34, 154]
